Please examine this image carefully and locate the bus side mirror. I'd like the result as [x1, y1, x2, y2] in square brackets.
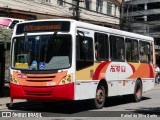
[82, 40, 89, 53]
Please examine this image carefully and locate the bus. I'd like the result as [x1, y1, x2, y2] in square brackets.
[9, 19, 155, 109]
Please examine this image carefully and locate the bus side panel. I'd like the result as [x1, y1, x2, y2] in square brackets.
[116, 80, 135, 96]
[118, 62, 154, 95]
[142, 79, 155, 92]
[93, 61, 154, 97]
[74, 81, 98, 100]
[75, 63, 98, 100]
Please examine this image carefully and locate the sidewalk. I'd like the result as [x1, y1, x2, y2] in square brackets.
[0, 97, 26, 110]
[0, 84, 26, 110]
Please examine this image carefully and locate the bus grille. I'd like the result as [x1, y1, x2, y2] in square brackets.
[26, 75, 56, 82]
[23, 87, 53, 96]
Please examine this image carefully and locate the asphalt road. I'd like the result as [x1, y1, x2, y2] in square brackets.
[0, 84, 160, 119]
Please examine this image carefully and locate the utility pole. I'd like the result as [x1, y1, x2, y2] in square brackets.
[75, 0, 80, 21]
[73, 0, 83, 21]
[120, 0, 124, 30]
[126, 4, 131, 32]
[120, 0, 132, 32]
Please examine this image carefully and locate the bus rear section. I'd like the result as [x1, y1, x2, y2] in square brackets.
[74, 26, 155, 109]
[10, 20, 75, 101]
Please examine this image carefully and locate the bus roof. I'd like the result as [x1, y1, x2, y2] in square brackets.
[16, 19, 153, 41]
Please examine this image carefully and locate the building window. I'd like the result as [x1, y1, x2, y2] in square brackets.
[40, 0, 51, 3]
[72, 0, 77, 7]
[45, 0, 51, 3]
[113, 5, 120, 17]
[107, 2, 112, 15]
[85, 0, 91, 10]
[96, 0, 103, 13]
[57, 0, 65, 5]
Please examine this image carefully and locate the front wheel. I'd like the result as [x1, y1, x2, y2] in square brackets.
[93, 85, 106, 109]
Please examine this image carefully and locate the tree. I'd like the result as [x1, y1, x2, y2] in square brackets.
[0, 28, 13, 45]
[0, 28, 12, 96]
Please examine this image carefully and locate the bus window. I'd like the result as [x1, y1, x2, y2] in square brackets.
[126, 38, 139, 62]
[95, 33, 109, 60]
[110, 35, 125, 61]
[139, 41, 150, 63]
[76, 35, 94, 70]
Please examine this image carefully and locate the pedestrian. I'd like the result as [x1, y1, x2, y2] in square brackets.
[155, 64, 160, 84]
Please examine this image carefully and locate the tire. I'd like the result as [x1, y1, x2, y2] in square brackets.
[133, 80, 142, 102]
[93, 85, 106, 109]
[157, 76, 160, 84]
[155, 76, 159, 84]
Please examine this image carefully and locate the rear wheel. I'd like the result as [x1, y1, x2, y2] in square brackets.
[133, 80, 142, 102]
[93, 85, 105, 109]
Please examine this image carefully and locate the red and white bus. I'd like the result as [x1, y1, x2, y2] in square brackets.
[9, 19, 155, 109]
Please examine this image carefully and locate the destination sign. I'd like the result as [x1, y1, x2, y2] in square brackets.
[24, 24, 61, 32]
[16, 21, 70, 34]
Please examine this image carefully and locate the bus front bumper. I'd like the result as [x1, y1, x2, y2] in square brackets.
[10, 83, 74, 101]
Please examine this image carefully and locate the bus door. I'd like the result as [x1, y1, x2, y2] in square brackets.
[75, 29, 94, 81]
[75, 29, 95, 99]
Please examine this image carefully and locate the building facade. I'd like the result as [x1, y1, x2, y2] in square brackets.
[122, 0, 160, 65]
[0, 0, 122, 28]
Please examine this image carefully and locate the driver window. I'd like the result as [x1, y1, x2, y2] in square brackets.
[76, 35, 94, 70]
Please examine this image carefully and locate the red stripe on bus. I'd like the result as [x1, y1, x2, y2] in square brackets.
[93, 61, 110, 80]
[149, 64, 154, 78]
[128, 63, 136, 73]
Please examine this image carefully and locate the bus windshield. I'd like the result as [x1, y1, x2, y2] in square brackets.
[12, 34, 72, 70]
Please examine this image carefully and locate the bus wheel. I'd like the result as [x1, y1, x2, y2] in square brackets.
[133, 80, 142, 102]
[94, 85, 105, 109]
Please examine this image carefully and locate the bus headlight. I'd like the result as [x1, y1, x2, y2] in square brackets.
[10, 76, 20, 85]
[59, 74, 73, 85]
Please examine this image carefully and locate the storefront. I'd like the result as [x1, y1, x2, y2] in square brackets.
[0, 11, 37, 20]
[0, 43, 5, 96]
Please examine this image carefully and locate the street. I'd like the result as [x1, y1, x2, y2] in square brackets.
[0, 84, 160, 119]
